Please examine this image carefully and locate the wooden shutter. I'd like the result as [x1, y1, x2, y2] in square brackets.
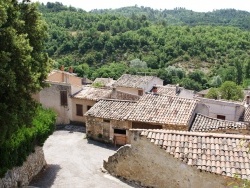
[76, 104, 83, 116]
[60, 90, 68, 106]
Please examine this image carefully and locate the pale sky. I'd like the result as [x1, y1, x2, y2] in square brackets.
[33, 0, 250, 12]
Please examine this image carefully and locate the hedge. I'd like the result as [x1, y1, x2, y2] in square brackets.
[0, 107, 56, 177]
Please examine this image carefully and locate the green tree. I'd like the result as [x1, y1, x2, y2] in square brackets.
[219, 81, 244, 101]
[0, 0, 50, 144]
[205, 88, 220, 99]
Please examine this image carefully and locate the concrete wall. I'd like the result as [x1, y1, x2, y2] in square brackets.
[104, 131, 232, 188]
[38, 83, 72, 124]
[72, 98, 96, 123]
[197, 98, 245, 121]
[0, 147, 46, 188]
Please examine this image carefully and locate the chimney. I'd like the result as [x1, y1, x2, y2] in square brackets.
[152, 86, 158, 95]
[176, 84, 180, 94]
[69, 66, 73, 73]
[246, 95, 250, 105]
[60, 65, 64, 71]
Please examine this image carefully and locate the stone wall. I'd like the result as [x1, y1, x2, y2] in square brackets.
[104, 130, 232, 188]
[0, 147, 46, 188]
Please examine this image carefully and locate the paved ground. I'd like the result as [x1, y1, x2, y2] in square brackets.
[29, 125, 134, 188]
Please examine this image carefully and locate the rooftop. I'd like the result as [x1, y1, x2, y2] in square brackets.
[155, 85, 176, 96]
[140, 129, 250, 180]
[93, 78, 116, 87]
[73, 87, 112, 101]
[113, 74, 160, 89]
[190, 113, 248, 132]
[85, 99, 135, 120]
[128, 94, 197, 125]
[243, 106, 250, 122]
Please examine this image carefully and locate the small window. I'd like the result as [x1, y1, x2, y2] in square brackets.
[217, 115, 226, 120]
[114, 129, 126, 135]
[103, 119, 110, 123]
[76, 104, 83, 116]
[138, 89, 143, 96]
[87, 105, 92, 110]
[60, 90, 68, 106]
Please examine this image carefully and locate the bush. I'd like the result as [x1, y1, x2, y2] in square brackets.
[0, 107, 56, 177]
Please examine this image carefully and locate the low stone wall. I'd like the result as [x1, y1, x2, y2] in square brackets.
[104, 131, 232, 188]
[0, 146, 46, 188]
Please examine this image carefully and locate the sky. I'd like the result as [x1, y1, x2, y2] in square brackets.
[33, 0, 250, 12]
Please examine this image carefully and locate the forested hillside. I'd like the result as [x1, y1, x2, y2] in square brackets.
[38, 2, 250, 91]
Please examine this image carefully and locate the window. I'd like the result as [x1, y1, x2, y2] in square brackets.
[138, 89, 143, 96]
[217, 115, 226, 120]
[60, 90, 68, 106]
[76, 104, 83, 116]
[103, 119, 110, 123]
[87, 105, 92, 110]
[114, 129, 126, 135]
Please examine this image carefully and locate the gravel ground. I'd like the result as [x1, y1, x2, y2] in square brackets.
[29, 126, 134, 188]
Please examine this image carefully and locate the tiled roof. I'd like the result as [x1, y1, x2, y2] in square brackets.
[190, 113, 248, 132]
[155, 85, 176, 96]
[140, 129, 250, 180]
[128, 94, 197, 125]
[73, 87, 112, 101]
[244, 106, 250, 122]
[85, 99, 135, 120]
[93, 78, 116, 87]
[113, 74, 157, 89]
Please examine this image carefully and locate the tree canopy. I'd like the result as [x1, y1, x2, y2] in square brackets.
[0, 0, 50, 144]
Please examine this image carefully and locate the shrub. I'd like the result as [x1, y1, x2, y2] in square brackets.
[0, 107, 56, 177]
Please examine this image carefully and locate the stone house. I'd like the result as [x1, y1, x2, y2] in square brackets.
[71, 86, 113, 124]
[113, 74, 163, 96]
[85, 94, 198, 145]
[104, 129, 250, 187]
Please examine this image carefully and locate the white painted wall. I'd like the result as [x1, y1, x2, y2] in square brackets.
[197, 97, 245, 121]
[38, 83, 73, 124]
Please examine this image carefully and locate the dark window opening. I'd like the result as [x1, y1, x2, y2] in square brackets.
[138, 89, 143, 96]
[103, 119, 110, 123]
[87, 105, 92, 110]
[60, 90, 68, 106]
[76, 104, 83, 116]
[217, 115, 226, 120]
[114, 129, 126, 135]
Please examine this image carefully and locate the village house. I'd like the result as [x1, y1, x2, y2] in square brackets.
[195, 97, 245, 121]
[85, 94, 198, 145]
[71, 86, 113, 124]
[104, 129, 250, 187]
[113, 74, 163, 96]
[33, 69, 83, 124]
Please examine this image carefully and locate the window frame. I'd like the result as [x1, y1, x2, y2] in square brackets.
[76, 104, 83, 116]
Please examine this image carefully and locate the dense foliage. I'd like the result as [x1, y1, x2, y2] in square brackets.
[37, 3, 250, 92]
[0, 0, 51, 144]
[205, 81, 244, 100]
[0, 107, 56, 177]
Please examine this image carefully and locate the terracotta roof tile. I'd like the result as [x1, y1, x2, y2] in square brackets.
[73, 87, 112, 101]
[139, 129, 250, 180]
[84, 99, 135, 120]
[128, 94, 197, 125]
[113, 74, 160, 89]
[190, 113, 248, 132]
[93, 78, 116, 87]
[244, 106, 250, 122]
